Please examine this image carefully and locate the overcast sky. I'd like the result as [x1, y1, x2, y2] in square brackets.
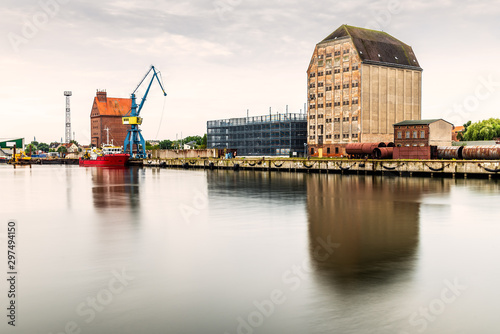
[1, 0, 499, 144]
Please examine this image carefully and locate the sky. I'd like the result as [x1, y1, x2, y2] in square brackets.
[1, 0, 499, 144]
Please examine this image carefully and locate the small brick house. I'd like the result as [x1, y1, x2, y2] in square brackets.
[393, 119, 453, 147]
[90, 90, 131, 147]
[393, 119, 453, 159]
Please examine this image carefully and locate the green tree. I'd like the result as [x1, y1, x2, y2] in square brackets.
[159, 140, 173, 149]
[57, 146, 68, 154]
[70, 139, 79, 147]
[462, 118, 500, 141]
[200, 134, 207, 149]
[38, 143, 49, 153]
[25, 144, 36, 154]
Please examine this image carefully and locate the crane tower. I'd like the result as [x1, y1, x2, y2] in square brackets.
[64, 91, 72, 143]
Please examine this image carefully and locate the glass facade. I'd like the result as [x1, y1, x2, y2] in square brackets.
[207, 113, 307, 156]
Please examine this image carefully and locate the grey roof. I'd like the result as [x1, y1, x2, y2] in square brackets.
[393, 119, 451, 126]
[321, 25, 421, 70]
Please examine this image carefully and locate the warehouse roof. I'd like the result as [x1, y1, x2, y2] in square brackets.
[393, 119, 453, 126]
[91, 91, 131, 117]
[321, 25, 421, 69]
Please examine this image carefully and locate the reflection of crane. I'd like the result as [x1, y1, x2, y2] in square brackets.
[123, 65, 167, 158]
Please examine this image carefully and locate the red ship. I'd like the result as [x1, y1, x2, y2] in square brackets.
[79, 145, 129, 167]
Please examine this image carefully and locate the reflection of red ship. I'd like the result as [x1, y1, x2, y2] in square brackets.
[79, 145, 129, 167]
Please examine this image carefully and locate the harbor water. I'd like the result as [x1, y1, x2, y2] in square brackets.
[1, 165, 500, 334]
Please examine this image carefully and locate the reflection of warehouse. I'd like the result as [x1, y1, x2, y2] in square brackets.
[207, 113, 307, 156]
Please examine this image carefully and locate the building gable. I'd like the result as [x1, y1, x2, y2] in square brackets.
[321, 25, 421, 70]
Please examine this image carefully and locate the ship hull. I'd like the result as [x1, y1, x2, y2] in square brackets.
[79, 154, 130, 167]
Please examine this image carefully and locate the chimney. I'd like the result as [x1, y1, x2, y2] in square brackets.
[96, 89, 107, 102]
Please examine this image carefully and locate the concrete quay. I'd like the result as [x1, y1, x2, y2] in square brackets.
[142, 158, 500, 179]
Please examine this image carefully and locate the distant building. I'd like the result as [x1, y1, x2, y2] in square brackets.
[393, 119, 453, 147]
[0, 138, 24, 156]
[207, 113, 307, 156]
[90, 90, 131, 147]
[183, 141, 197, 150]
[56, 143, 79, 153]
[307, 24, 422, 157]
[452, 125, 465, 142]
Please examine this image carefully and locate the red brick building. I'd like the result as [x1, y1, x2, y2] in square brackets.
[393, 119, 453, 159]
[90, 90, 131, 147]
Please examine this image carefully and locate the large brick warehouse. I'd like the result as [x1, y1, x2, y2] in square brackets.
[307, 25, 423, 157]
[90, 90, 131, 147]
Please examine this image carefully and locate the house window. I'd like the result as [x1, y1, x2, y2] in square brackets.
[326, 53, 332, 58]
[326, 70, 332, 75]
[310, 148, 314, 154]
[397, 131, 402, 139]
[343, 117, 349, 122]
[318, 113, 324, 117]
[352, 99, 358, 105]
[309, 83, 315, 88]
[413, 131, 418, 138]
[352, 134, 359, 139]
[309, 73, 315, 78]
[327, 147, 331, 154]
[334, 51, 341, 56]
[318, 93, 324, 97]
[352, 82, 359, 88]
[326, 86, 332, 91]
[334, 68, 340, 74]
[343, 101, 350, 106]
[326, 103, 332, 107]
[318, 60, 324, 67]
[352, 116, 358, 121]
[309, 115, 315, 119]
[420, 131, 425, 139]
[318, 72, 324, 76]
[335, 147, 339, 154]
[405, 131, 410, 139]
[318, 82, 324, 87]
[343, 83, 350, 89]
[334, 85, 341, 90]
[343, 67, 350, 72]
[352, 65, 359, 71]
[343, 49, 349, 54]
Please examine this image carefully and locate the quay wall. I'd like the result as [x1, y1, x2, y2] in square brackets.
[142, 158, 500, 179]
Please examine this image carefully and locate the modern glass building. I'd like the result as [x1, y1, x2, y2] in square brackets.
[207, 113, 307, 156]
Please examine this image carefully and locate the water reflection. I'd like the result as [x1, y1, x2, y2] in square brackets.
[91, 167, 141, 209]
[307, 175, 450, 288]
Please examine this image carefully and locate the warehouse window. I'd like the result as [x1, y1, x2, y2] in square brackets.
[413, 131, 418, 138]
[420, 131, 425, 139]
[397, 131, 402, 139]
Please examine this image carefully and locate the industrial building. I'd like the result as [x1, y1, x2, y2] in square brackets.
[90, 90, 131, 147]
[0, 138, 24, 156]
[207, 113, 307, 156]
[307, 25, 422, 157]
[393, 119, 453, 159]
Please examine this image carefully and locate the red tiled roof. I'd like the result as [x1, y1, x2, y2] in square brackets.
[94, 96, 131, 117]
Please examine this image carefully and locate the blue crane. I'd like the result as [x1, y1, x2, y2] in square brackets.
[123, 65, 167, 158]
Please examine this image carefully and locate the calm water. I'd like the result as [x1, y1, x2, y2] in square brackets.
[1, 165, 500, 334]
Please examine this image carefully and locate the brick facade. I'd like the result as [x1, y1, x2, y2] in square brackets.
[307, 25, 422, 157]
[90, 91, 131, 147]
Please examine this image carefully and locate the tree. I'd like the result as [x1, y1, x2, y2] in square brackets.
[57, 146, 68, 154]
[462, 118, 500, 141]
[70, 139, 79, 147]
[38, 143, 49, 153]
[25, 144, 36, 154]
[200, 134, 207, 149]
[159, 140, 173, 149]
